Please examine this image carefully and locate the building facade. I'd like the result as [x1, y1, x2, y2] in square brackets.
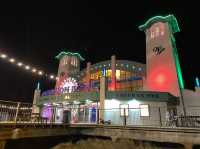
[33, 14, 183, 126]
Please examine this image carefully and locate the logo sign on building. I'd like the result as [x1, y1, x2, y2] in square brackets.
[106, 92, 160, 99]
[153, 46, 165, 55]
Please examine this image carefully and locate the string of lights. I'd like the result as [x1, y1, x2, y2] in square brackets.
[0, 52, 57, 81]
[0, 105, 32, 110]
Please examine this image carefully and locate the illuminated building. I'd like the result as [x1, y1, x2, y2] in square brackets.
[139, 15, 184, 97]
[33, 14, 185, 125]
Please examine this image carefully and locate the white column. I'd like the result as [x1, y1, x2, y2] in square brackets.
[99, 77, 106, 122]
[111, 55, 116, 90]
[86, 62, 91, 91]
[32, 86, 41, 115]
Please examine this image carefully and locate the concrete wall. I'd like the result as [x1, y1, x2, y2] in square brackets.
[183, 88, 200, 115]
[104, 99, 167, 126]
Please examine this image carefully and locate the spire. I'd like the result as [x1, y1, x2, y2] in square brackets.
[37, 82, 40, 90]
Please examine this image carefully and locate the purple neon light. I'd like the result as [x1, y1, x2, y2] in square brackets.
[41, 106, 52, 119]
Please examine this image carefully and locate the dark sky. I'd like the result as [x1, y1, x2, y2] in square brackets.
[0, 1, 199, 103]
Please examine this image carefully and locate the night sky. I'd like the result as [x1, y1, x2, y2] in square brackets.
[0, 1, 199, 103]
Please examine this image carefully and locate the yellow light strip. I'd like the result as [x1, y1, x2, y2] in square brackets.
[0, 52, 57, 81]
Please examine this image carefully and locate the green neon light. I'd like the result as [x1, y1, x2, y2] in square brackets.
[55, 51, 85, 61]
[171, 35, 184, 89]
[139, 14, 180, 34]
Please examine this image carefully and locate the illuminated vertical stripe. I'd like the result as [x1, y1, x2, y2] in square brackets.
[196, 77, 200, 87]
[37, 82, 40, 90]
[171, 36, 184, 89]
[102, 68, 106, 77]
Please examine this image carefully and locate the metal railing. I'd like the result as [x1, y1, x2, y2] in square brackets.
[1, 100, 200, 128]
[0, 100, 32, 123]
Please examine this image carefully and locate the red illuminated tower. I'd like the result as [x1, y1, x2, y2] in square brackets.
[139, 15, 184, 97]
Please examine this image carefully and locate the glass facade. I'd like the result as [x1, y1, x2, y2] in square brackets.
[89, 69, 144, 91]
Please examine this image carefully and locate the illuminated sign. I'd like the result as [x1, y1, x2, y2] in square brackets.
[106, 92, 160, 99]
[59, 77, 78, 93]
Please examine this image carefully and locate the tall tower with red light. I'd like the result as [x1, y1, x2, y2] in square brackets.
[55, 50, 84, 90]
[139, 15, 184, 97]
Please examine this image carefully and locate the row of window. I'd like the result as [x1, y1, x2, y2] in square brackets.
[120, 104, 149, 117]
[61, 56, 79, 67]
[92, 64, 141, 71]
[150, 28, 164, 39]
[90, 69, 143, 81]
[149, 23, 165, 39]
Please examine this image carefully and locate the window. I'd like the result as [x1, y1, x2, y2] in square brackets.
[120, 70, 126, 80]
[120, 104, 129, 116]
[116, 70, 120, 80]
[62, 58, 67, 66]
[71, 58, 73, 65]
[106, 69, 111, 77]
[155, 27, 159, 37]
[74, 58, 77, 67]
[71, 57, 76, 66]
[64, 59, 67, 65]
[140, 104, 149, 117]
[90, 74, 95, 80]
[61, 59, 64, 66]
[159, 22, 165, 36]
[126, 71, 131, 79]
[151, 31, 155, 39]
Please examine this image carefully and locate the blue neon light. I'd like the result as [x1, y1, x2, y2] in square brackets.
[102, 68, 106, 76]
[196, 77, 200, 87]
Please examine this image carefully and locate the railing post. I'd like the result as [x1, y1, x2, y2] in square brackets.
[51, 106, 55, 125]
[97, 108, 99, 124]
[14, 102, 20, 123]
[124, 108, 126, 127]
[158, 107, 162, 127]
